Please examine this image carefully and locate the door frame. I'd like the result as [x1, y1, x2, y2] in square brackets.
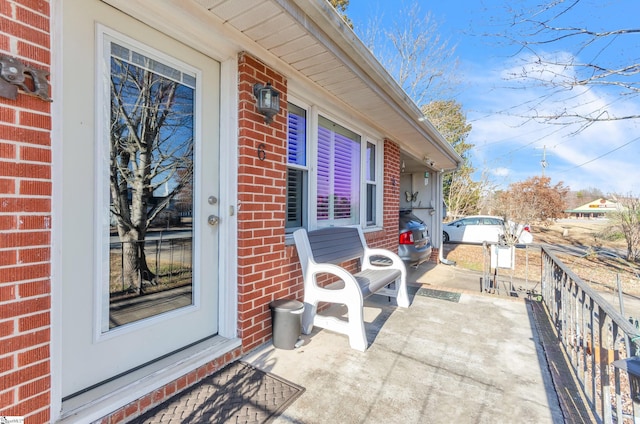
[50, 1, 239, 421]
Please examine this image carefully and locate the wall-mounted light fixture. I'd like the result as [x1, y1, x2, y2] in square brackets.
[253, 82, 280, 124]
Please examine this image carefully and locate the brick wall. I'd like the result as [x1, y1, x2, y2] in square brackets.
[0, 1, 53, 423]
[365, 139, 400, 250]
[236, 52, 304, 352]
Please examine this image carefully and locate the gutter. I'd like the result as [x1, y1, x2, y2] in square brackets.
[287, 0, 462, 169]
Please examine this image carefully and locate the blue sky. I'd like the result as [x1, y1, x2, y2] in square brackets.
[346, 0, 640, 195]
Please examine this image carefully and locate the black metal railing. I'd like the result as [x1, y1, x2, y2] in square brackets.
[541, 247, 640, 423]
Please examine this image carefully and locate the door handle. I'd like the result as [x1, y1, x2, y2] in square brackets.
[208, 215, 219, 226]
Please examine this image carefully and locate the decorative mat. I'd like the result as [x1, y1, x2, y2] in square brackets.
[412, 287, 461, 303]
[131, 361, 305, 424]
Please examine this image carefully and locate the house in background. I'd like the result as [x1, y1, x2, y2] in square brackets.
[565, 198, 620, 218]
[0, 0, 461, 422]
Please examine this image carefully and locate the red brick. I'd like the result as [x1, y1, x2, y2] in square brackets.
[0, 354, 13, 373]
[0, 320, 14, 337]
[0, 161, 50, 179]
[0, 142, 17, 159]
[0, 34, 8, 51]
[15, 4, 49, 32]
[0, 285, 17, 302]
[20, 179, 51, 196]
[0, 296, 50, 320]
[18, 311, 49, 332]
[0, 124, 50, 145]
[14, 0, 49, 15]
[1, 391, 49, 419]
[0, 215, 16, 230]
[0, 263, 51, 285]
[0, 249, 17, 266]
[18, 375, 49, 400]
[26, 409, 50, 424]
[0, 1, 11, 17]
[151, 388, 164, 404]
[0, 231, 50, 249]
[0, 106, 17, 124]
[20, 145, 51, 162]
[123, 401, 140, 419]
[163, 381, 177, 398]
[18, 247, 50, 264]
[0, 177, 16, 194]
[109, 408, 126, 424]
[0, 95, 50, 115]
[19, 197, 51, 212]
[18, 215, 51, 230]
[1, 20, 49, 50]
[0, 360, 49, 389]
[17, 40, 50, 65]
[0, 390, 14, 411]
[138, 392, 153, 412]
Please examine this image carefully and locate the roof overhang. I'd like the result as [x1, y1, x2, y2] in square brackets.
[102, 0, 462, 171]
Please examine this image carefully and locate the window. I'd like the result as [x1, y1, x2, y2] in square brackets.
[365, 142, 377, 226]
[286, 103, 307, 229]
[317, 116, 360, 226]
[286, 102, 381, 230]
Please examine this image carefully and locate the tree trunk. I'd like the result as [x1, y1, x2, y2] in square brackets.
[118, 227, 156, 294]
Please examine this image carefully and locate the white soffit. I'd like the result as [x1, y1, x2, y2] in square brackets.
[183, 0, 462, 169]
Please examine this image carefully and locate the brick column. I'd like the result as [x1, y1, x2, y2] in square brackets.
[0, 2, 53, 422]
[236, 52, 303, 351]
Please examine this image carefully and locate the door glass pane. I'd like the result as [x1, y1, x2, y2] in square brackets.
[106, 41, 196, 331]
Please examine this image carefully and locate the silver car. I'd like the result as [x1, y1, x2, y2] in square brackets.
[399, 210, 432, 265]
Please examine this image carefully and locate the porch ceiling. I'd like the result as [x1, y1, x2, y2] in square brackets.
[194, 0, 461, 171]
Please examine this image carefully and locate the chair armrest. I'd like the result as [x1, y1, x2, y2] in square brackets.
[362, 247, 406, 272]
[304, 261, 364, 303]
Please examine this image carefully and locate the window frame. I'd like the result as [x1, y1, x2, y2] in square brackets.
[286, 99, 383, 232]
[285, 101, 310, 231]
[363, 139, 380, 227]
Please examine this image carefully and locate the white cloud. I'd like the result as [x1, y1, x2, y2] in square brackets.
[460, 51, 640, 194]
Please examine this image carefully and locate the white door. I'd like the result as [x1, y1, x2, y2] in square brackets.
[61, 0, 220, 398]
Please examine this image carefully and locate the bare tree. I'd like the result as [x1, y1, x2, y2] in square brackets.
[609, 194, 640, 261]
[110, 58, 194, 292]
[497, 0, 640, 130]
[443, 167, 481, 218]
[358, 2, 459, 106]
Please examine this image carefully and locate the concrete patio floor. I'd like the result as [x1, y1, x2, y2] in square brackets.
[243, 263, 565, 424]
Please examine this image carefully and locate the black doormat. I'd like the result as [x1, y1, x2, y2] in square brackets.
[412, 287, 461, 303]
[131, 361, 305, 424]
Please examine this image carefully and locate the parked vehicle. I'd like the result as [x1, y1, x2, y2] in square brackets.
[442, 215, 533, 244]
[399, 210, 432, 265]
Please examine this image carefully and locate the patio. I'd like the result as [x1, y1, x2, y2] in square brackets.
[241, 263, 567, 423]
[136, 257, 637, 424]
